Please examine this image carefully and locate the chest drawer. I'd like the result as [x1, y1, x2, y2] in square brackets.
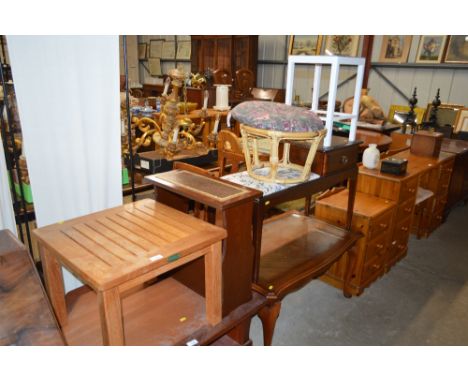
[392, 215, 412, 243]
[368, 209, 393, 241]
[396, 197, 415, 223]
[399, 177, 419, 203]
[364, 231, 389, 264]
[311, 144, 359, 175]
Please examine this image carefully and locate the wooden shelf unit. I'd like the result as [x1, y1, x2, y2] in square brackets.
[191, 35, 258, 84]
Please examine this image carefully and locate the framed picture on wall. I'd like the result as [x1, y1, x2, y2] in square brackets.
[176, 41, 191, 60]
[148, 58, 162, 76]
[149, 39, 163, 59]
[415, 36, 447, 63]
[138, 43, 148, 60]
[444, 35, 468, 63]
[289, 35, 322, 55]
[324, 36, 360, 56]
[161, 41, 176, 59]
[455, 108, 468, 133]
[379, 36, 412, 63]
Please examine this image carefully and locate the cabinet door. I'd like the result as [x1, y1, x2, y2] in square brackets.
[215, 37, 232, 72]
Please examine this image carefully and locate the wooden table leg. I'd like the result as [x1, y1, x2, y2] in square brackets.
[97, 287, 124, 345]
[38, 245, 68, 326]
[205, 242, 222, 325]
[252, 199, 264, 283]
[258, 301, 282, 346]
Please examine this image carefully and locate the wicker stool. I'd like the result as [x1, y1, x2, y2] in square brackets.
[231, 101, 326, 184]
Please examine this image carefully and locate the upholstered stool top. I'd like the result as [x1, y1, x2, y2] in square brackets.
[231, 101, 324, 133]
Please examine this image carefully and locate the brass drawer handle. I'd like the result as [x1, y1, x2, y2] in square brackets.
[379, 223, 388, 229]
[376, 244, 384, 249]
[397, 244, 405, 250]
[408, 188, 416, 193]
[404, 207, 412, 213]
[340, 155, 349, 164]
[401, 226, 409, 232]
[372, 264, 380, 270]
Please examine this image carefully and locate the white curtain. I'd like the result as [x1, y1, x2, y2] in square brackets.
[0, 134, 17, 235]
[7, 36, 122, 292]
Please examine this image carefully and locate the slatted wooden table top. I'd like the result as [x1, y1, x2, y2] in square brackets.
[34, 199, 226, 291]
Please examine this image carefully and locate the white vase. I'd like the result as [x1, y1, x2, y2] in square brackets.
[362, 143, 380, 169]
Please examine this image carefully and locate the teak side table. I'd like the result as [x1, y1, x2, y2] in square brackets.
[34, 199, 226, 345]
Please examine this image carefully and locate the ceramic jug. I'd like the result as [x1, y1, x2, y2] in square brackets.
[362, 143, 380, 169]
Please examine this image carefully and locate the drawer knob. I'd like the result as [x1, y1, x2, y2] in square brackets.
[379, 223, 388, 229]
[408, 188, 416, 193]
[397, 244, 405, 250]
[340, 155, 349, 164]
[376, 244, 384, 249]
[404, 207, 412, 213]
[372, 264, 380, 270]
[401, 226, 409, 232]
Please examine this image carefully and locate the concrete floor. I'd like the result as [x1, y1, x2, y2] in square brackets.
[249, 203, 468, 345]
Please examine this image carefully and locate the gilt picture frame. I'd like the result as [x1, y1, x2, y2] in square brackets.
[454, 108, 468, 133]
[379, 36, 412, 63]
[415, 36, 447, 64]
[444, 35, 468, 64]
[289, 35, 323, 56]
[324, 35, 360, 56]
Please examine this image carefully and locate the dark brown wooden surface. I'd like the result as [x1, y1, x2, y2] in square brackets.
[191, 36, 258, 87]
[0, 229, 64, 346]
[257, 211, 361, 299]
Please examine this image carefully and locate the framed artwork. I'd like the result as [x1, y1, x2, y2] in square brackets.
[148, 58, 162, 76]
[176, 35, 191, 42]
[388, 105, 426, 124]
[138, 43, 147, 60]
[176, 41, 191, 60]
[415, 36, 447, 64]
[444, 35, 468, 63]
[289, 35, 322, 55]
[324, 35, 359, 56]
[424, 103, 464, 128]
[379, 36, 412, 63]
[149, 39, 163, 59]
[454, 108, 468, 133]
[161, 41, 176, 59]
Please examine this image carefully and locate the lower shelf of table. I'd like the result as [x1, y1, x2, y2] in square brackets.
[61, 277, 266, 346]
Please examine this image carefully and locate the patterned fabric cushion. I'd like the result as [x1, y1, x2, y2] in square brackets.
[231, 101, 324, 133]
